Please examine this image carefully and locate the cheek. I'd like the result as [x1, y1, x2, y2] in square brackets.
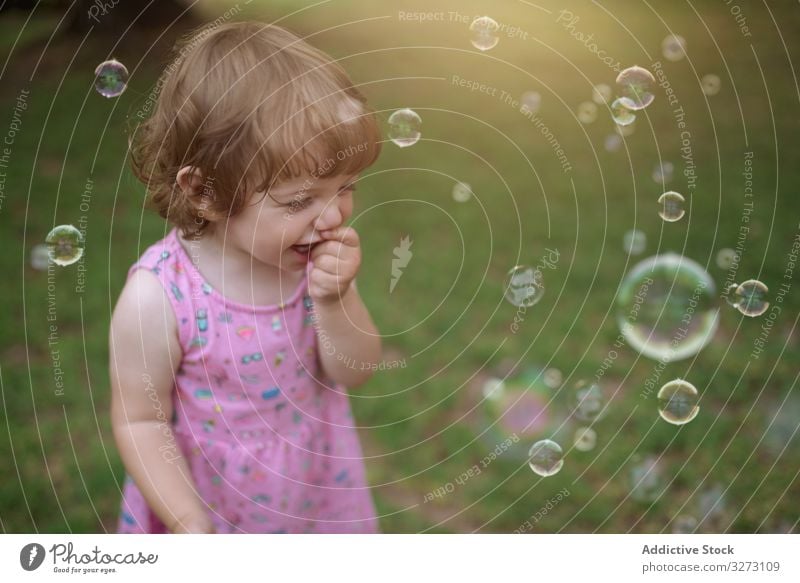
[341, 197, 354, 220]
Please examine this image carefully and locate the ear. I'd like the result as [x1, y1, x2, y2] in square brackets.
[176, 166, 205, 196]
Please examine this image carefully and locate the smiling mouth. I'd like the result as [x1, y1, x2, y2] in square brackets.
[291, 241, 321, 255]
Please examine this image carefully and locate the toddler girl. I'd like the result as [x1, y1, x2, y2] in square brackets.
[110, 21, 383, 534]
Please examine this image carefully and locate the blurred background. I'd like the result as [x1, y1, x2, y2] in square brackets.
[0, 0, 798, 533]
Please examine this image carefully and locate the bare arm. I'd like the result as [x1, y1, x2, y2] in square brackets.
[109, 269, 213, 533]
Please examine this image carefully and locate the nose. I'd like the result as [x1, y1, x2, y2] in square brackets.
[313, 199, 344, 231]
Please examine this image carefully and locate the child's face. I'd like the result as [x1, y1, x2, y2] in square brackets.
[222, 172, 357, 272]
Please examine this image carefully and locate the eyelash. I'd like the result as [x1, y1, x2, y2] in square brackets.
[285, 185, 356, 208]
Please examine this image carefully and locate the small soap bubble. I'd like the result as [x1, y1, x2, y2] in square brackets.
[604, 133, 623, 152]
[629, 455, 664, 502]
[657, 379, 699, 425]
[577, 101, 598, 124]
[528, 439, 564, 477]
[481, 377, 506, 400]
[702, 74, 721, 96]
[573, 427, 597, 452]
[611, 98, 636, 126]
[520, 91, 541, 114]
[672, 515, 698, 534]
[716, 248, 738, 269]
[658, 191, 685, 222]
[46, 225, 85, 266]
[30, 244, 51, 270]
[615, 120, 636, 136]
[623, 229, 646, 255]
[452, 181, 472, 203]
[387, 108, 422, 148]
[592, 83, 612, 104]
[504, 265, 544, 308]
[616, 66, 656, 110]
[724, 283, 740, 307]
[662, 34, 687, 61]
[543, 368, 562, 389]
[573, 381, 604, 422]
[652, 161, 674, 184]
[94, 59, 129, 98]
[469, 16, 500, 51]
[734, 279, 769, 317]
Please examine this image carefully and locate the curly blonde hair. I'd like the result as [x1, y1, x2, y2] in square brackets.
[129, 21, 381, 237]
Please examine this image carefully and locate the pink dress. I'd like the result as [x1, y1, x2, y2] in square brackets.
[116, 228, 379, 533]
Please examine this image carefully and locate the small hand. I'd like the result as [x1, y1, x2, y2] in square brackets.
[309, 227, 361, 305]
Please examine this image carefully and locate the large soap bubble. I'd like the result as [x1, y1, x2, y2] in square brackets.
[616, 253, 719, 361]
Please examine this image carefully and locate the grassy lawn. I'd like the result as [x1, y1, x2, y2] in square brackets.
[1, 0, 798, 533]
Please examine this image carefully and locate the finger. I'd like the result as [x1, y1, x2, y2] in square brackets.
[320, 226, 359, 247]
[311, 253, 340, 274]
[311, 240, 346, 260]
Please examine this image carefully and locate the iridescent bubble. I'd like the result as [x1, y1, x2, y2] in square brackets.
[623, 229, 647, 255]
[662, 34, 687, 61]
[520, 91, 541, 114]
[702, 74, 721, 96]
[652, 161, 674, 184]
[724, 283, 740, 307]
[481, 377, 506, 400]
[387, 108, 422, 148]
[611, 98, 636, 126]
[592, 83, 612, 104]
[716, 248, 738, 270]
[616, 66, 656, 110]
[46, 225, 85, 267]
[577, 101, 598, 124]
[573, 427, 597, 452]
[657, 379, 700, 425]
[469, 16, 500, 51]
[629, 454, 664, 502]
[615, 120, 636, 136]
[452, 181, 472, 203]
[658, 191, 685, 222]
[94, 59, 129, 98]
[573, 381, 604, 422]
[30, 244, 50, 270]
[672, 515, 698, 534]
[478, 366, 555, 442]
[616, 253, 719, 361]
[504, 265, 544, 307]
[528, 439, 564, 477]
[604, 133, 623, 152]
[734, 280, 769, 317]
[543, 368, 562, 389]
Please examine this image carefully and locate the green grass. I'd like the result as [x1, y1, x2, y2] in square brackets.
[1, 0, 798, 533]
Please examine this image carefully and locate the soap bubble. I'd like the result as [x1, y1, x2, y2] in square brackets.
[573, 427, 597, 452]
[528, 439, 564, 476]
[30, 244, 50, 270]
[662, 34, 687, 61]
[604, 133, 623, 152]
[724, 283, 740, 307]
[452, 181, 472, 203]
[702, 74, 721, 96]
[623, 229, 647, 255]
[616, 253, 719, 361]
[573, 381, 604, 422]
[672, 515, 698, 533]
[592, 83, 612, 104]
[652, 161, 674, 184]
[629, 455, 664, 502]
[543, 368, 562, 389]
[481, 377, 506, 400]
[657, 379, 700, 425]
[734, 279, 769, 317]
[387, 108, 421, 148]
[616, 66, 655, 110]
[615, 120, 636, 136]
[46, 225, 85, 266]
[520, 91, 541, 114]
[94, 59, 129, 98]
[469, 16, 500, 51]
[611, 97, 636, 126]
[504, 265, 544, 307]
[577, 101, 598, 124]
[658, 191, 685, 222]
[716, 248, 738, 269]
